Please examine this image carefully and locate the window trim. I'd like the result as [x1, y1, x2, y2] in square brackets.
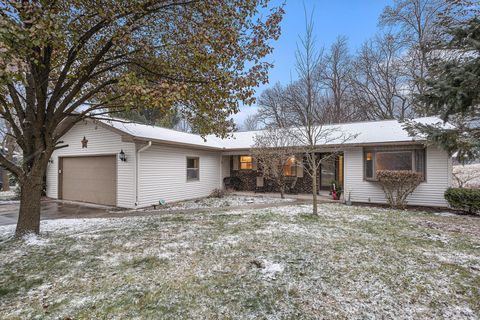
[363, 147, 426, 181]
[239, 155, 253, 170]
[186, 156, 200, 181]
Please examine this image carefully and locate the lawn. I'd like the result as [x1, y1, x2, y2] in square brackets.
[0, 202, 479, 319]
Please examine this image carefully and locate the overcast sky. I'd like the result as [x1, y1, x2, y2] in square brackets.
[231, 0, 394, 127]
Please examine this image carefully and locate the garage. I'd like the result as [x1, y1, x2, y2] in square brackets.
[59, 156, 117, 206]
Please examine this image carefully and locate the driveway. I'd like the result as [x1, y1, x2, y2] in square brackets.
[0, 199, 114, 226]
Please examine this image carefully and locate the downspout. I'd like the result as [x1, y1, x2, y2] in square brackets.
[220, 148, 227, 189]
[135, 141, 152, 207]
[219, 153, 223, 189]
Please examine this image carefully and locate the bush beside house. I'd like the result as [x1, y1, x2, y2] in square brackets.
[444, 188, 480, 214]
[376, 170, 423, 209]
[209, 188, 227, 198]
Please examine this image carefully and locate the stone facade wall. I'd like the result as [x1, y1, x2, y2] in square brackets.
[230, 169, 257, 191]
[229, 157, 321, 194]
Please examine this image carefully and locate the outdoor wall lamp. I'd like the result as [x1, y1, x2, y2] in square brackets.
[48, 158, 53, 164]
[119, 149, 127, 162]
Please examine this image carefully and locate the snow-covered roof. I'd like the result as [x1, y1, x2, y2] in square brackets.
[104, 120, 223, 149]
[101, 117, 446, 150]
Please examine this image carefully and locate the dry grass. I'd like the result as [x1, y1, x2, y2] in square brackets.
[0, 203, 479, 319]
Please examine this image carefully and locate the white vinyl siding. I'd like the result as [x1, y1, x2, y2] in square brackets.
[137, 144, 221, 207]
[46, 121, 136, 208]
[344, 145, 451, 207]
[46, 120, 453, 210]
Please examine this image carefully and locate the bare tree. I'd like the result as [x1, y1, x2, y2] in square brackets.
[350, 33, 413, 120]
[317, 36, 358, 123]
[242, 113, 260, 131]
[287, 12, 356, 215]
[174, 118, 192, 133]
[453, 164, 480, 189]
[257, 83, 292, 128]
[380, 0, 444, 47]
[251, 128, 298, 198]
[289, 124, 354, 215]
[380, 0, 446, 116]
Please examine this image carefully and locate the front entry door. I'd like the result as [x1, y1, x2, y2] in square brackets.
[320, 157, 336, 189]
[319, 154, 344, 190]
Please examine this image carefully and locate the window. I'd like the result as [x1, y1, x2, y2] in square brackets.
[240, 156, 253, 170]
[283, 156, 297, 177]
[187, 157, 199, 180]
[364, 148, 425, 180]
[376, 151, 413, 171]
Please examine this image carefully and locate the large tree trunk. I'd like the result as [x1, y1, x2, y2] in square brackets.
[15, 169, 44, 236]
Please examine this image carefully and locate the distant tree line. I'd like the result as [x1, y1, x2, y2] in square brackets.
[247, 0, 479, 162]
[245, 0, 477, 128]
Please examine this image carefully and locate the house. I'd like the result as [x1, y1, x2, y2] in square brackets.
[46, 117, 452, 208]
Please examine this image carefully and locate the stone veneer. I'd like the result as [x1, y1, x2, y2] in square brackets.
[230, 157, 322, 194]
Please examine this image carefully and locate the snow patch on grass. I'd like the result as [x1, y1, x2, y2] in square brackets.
[161, 195, 295, 211]
[424, 250, 480, 268]
[0, 217, 140, 238]
[0, 203, 478, 319]
[267, 204, 311, 216]
[0, 189, 18, 201]
[443, 305, 477, 319]
[260, 260, 284, 280]
[22, 233, 49, 246]
[68, 296, 94, 309]
[215, 235, 241, 247]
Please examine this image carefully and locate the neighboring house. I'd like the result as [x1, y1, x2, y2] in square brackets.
[46, 117, 452, 208]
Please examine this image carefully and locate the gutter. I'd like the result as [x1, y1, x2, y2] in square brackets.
[135, 141, 152, 207]
[132, 136, 221, 151]
[220, 140, 426, 154]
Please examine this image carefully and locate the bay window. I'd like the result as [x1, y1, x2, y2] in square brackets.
[364, 147, 425, 180]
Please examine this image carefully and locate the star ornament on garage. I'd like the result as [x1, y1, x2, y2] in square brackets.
[81, 136, 88, 148]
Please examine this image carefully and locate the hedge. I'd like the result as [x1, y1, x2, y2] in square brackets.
[444, 188, 480, 214]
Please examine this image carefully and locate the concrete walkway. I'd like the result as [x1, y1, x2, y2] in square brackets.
[231, 191, 342, 202]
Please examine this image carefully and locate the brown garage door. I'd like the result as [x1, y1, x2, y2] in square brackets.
[60, 156, 116, 206]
